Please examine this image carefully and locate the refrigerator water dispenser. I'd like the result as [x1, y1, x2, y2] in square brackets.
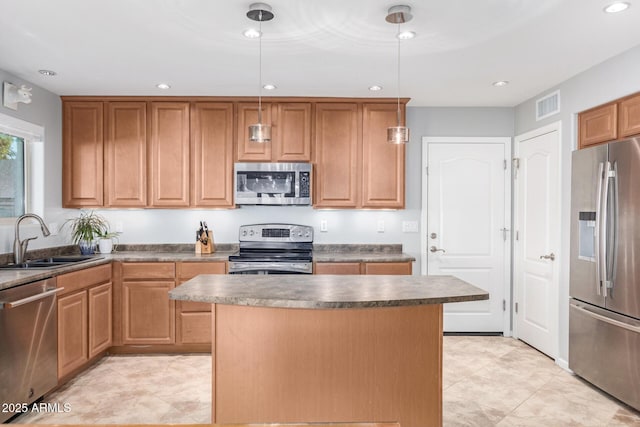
[578, 211, 596, 261]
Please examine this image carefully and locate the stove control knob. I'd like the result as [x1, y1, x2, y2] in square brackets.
[242, 230, 247, 236]
[249, 230, 254, 236]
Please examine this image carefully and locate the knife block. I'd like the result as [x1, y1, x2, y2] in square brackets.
[196, 231, 215, 254]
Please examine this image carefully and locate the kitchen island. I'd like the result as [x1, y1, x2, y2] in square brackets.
[169, 274, 488, 427]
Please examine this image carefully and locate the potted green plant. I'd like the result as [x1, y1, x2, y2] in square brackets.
[64, 211, 108, 255]
[97, 229, 120, 254]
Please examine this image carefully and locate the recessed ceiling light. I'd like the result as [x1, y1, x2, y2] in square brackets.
[263, 84, 276, 90]
[243, 28, 262, 38]
[156, 83, 171, 90]
[492, 80, 509, 87]
[397, 31, 416, 40]
[604, 2, 630, 13]
[369, 85, 383, 91]
[38, 69, 57, 76]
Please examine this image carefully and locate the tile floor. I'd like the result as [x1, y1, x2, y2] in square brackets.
[12, 336, 640, 426]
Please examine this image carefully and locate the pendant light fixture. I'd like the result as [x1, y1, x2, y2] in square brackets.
[247, 3, 274, 143]
[386, 5, 412, 144]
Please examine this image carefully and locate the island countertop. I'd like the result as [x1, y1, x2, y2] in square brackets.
[169, 274, 488, 309]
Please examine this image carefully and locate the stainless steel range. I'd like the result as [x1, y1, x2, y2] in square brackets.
[228, 224, 313, 274]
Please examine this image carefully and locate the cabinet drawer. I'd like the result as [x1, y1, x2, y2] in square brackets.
[122, 262, 175, 279]
[364, 262, 412, 275]
[180, 301, 212, 312]
[314, 262, 362, 275]
[57, 264, 111, 295]
[178, 261, 226, 280]
[178, 312, 211, 344]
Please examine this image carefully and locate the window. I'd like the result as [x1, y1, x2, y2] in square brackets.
[0, 132, 25, 217]
[0, 113, 45, 220]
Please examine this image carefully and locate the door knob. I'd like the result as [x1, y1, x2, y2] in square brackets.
[430, 246, 446, 253]
[539, 253, 555, 261]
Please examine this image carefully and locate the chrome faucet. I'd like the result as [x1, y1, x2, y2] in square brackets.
[14, 214, 51, 264]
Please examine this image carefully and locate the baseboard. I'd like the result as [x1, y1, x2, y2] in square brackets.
[556, 357, 572, 373]
[443, 332, 503, 336]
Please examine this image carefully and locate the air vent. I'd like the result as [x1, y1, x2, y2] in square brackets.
[536, 90, 560, 121]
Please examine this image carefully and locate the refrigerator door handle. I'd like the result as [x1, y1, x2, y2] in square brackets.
[601, 161, 613, 297]
[595, 162, 604, 296]
[572, 302, 640, 334]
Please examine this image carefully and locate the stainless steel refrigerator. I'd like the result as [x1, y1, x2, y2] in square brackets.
[570, 137, 640, 411]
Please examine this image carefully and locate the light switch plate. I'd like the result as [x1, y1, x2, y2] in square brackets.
[377, 220, 385, 233]
[320, 220, 328, 232]
[402, 221, 419, 233]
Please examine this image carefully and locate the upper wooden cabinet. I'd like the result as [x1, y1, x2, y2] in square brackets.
[314, 103, 361, 207]
[578, 92, 640, 149]
[619, 93, 640, 138]
[104, 102, 147, 207]
[63, 101, 104, 207]
[191, 102, 234, 207]
[149, 102, 191, 207]
[314, 102, 406, 209]
[236, 102, 273, 161]
[236, 102, 312, 162]
[579, 103, 617, 148]
[362, 103, 405, 208]
[273, 102, 312, 161]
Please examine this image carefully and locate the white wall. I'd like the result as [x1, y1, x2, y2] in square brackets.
[513, 45, 640, 367]
[0, 69, 68, 251]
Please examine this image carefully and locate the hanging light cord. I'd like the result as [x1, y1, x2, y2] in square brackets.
[396, 23, 402, 126]
[257, 15, 263, 124]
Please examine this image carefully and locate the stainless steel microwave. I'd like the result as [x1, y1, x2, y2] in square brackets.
[234, 163, 312, 206]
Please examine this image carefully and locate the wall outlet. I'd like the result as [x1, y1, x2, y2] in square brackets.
[320, 220, 328, 232]
[48, 222, 59, 235]
[377, 220, 385, 233]
[115, 222, 124, 233]
[402, 221, 419, 233]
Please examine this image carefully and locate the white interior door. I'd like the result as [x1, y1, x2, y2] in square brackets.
[423, 137, 511, 333]
[514, 123, 560, 358]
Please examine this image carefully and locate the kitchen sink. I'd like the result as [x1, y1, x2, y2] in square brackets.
[0, 256, 100, 270]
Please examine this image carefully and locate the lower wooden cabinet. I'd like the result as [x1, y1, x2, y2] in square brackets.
[113, 261, 224, 349]
[57, 264, 112, 379]
[176, 262, 226, 345]
[315, 261, 412, 275]
[57, 291, 88, 378]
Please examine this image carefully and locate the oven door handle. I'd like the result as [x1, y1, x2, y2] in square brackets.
[1, 287, 63, 309]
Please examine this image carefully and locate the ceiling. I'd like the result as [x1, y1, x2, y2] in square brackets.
[1, 0, 640, 107]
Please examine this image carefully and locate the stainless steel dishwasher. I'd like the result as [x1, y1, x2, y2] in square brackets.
[0, 278, 61, 422]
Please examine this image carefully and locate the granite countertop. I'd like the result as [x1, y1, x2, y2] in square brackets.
[169, 274, 488, 309]
[0, 243, 415, 291]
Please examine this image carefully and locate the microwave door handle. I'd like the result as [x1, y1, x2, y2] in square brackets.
[595, 162, 604, 296]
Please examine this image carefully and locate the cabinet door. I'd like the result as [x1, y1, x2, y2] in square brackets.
[236, 102, 273, 161]
[362, 103, 405, 208]
[619, 94, 640, 138]
[63, 101, 104, 207]
[149, 102, 190, 206]
[58, 291, 88, 378]
[105, 102, 147, 207]
[192, 103, 234, 207]
[273, 102, 312, 161]
[314, 262, 362, 275]
[364, 262, 412, 275]
[314, 103, 360, 207]
[122, 281, 175, 344]
[579, 103, 618, 148]
[88, 282, 113, 358]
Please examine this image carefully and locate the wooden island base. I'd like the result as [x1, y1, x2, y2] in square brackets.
[212, 303, 443, 427]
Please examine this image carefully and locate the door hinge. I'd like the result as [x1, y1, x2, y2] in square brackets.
[503, 159, 507, 170]
[515, 230, 519, 241]
[500, 228, 509, 241]
[425, 166, 429, 175]
[502, 299, 506, 311]
[515, 302, 519, 314]
[512, 157, 520, 178]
